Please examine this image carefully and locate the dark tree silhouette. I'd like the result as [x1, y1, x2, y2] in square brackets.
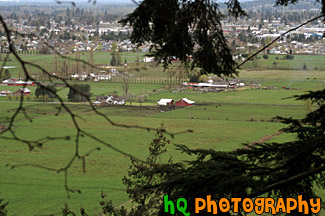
[68, 84, 91, 102]
[120, 0, 244, 76]
[35, 85, 58, 99]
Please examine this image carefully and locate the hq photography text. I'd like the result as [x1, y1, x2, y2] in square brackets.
[163, 195, 321, 215]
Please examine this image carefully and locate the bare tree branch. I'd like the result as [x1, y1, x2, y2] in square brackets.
[237, 14, 325, 69]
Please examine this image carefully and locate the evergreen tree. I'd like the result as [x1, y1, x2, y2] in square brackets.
[120, 0, 247, 76]
[110, 42, 122, 66]
[110, 52, 116, 66]
[116, 52, 122, 66]
[136, 54, 140, 66]
[102, 125, 170, 216]
[67, 84, 91, 102]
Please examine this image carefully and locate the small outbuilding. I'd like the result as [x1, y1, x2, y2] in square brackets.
[157, 99, 174, 106]
[175, 98, 195, 107]
[0, 90, 12, 96]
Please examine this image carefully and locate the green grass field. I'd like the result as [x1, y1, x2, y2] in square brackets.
[147, 82, 324, 105]
[0, 83, 165, 102]
[2, 53, 325, 80]
[0, 102, 295, 215]
[241, 54, 325, 71]
[1, 58, 325, 215]
[0, 52, 154, 79]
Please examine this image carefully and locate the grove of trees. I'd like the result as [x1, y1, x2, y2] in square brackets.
[67, 84, 91, 102]
[35, 85, 57, 100]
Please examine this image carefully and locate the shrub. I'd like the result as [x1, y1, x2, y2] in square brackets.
[137, 96, 144, 105]
[198, 74, 208, 83]
[0, 194, 8, 215]
[44, 95, 50, 102]
[285, 55, 294, 60]
[6, 95, 12, 101]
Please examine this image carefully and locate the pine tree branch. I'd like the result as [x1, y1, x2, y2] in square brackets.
[248, 162, 325, 198]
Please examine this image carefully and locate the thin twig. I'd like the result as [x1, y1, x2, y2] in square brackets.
[237, 14, 325, 69]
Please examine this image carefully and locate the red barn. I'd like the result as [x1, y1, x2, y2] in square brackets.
[175, 98, 195, 107]
[14, 88, 31, 96]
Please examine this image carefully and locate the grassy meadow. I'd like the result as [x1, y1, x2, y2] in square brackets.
[0, 102, 295, 215]
[2, 53, 325, 79]
[241, 54, 325, 71]
[0, 53, 325, 215]
[0, 52, 153, 78]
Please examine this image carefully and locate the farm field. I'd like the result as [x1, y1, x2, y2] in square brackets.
[148, 80, 325, 105]
[241, 54, 325, 71]
[2, 53, 325, 79]
[0, 83, 165, 102]
[0, 61, 325, 214]
[0, 52, 154, 78]
[1, 79, 324, 105]
[0, 101, 307, 215]
[239, 68, 325, 80]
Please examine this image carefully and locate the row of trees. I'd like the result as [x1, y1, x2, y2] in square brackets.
[33, 85, 91, 102]
[3, 6, 124, 28]
[101, 32, 131, 42]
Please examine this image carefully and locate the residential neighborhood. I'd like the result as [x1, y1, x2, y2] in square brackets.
[0, 1, 324, 56]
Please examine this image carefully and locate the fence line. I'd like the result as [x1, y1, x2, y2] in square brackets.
[31, 76, 189, 85]
[241, 79, 325, 82]
[171, 90, 206, 94]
